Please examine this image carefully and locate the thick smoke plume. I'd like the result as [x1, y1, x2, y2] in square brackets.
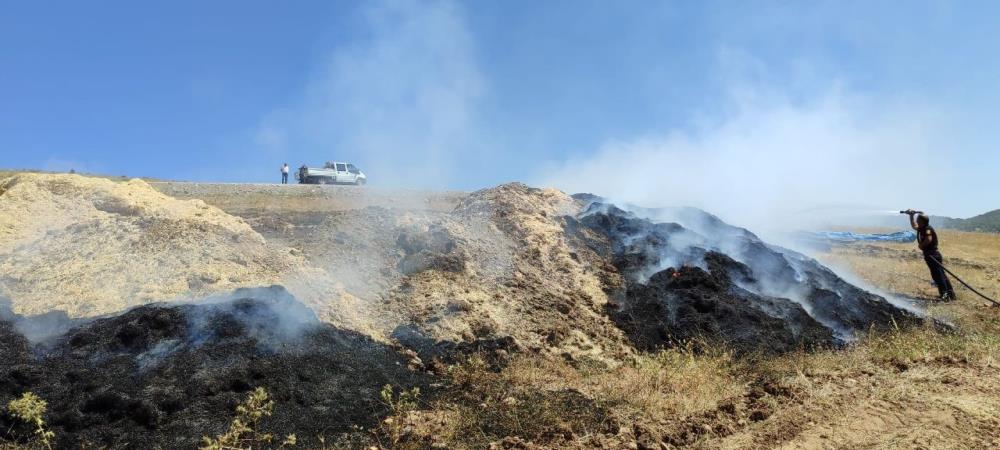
[543, 87, 954, 233]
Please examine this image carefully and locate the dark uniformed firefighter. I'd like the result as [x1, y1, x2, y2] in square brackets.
[905, 209, 955, 300]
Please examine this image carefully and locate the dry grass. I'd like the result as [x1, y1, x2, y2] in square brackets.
[714, 323, 1000, 449]
[819, 229, 1000, 306]
[709, 230, 1000, 449]
[383, 344, 744, 448]
[440, 355, 618, 447]
[149, 182, 464, 215]
[500, 344, 741, 425]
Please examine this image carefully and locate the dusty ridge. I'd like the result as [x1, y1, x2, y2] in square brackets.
[150, 181, 464, 213]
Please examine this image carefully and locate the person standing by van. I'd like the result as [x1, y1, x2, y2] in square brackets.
[281, 163, 289, 184]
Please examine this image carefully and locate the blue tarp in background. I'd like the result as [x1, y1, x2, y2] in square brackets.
[802, 230, 917, 243]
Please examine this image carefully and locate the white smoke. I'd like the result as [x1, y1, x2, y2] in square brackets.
[577, 199, 921, 339]
[542, 85, 954, 234]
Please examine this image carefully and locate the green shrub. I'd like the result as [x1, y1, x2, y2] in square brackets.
[378, 384, 421, 447]
[200, 387, 296, 450]
[6, 392, 55, 450]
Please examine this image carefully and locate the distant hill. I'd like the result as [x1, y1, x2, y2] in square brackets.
[804, 208, 1000, 233]
[935, 209, 1000, 233]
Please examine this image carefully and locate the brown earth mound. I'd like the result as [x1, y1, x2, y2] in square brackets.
[0, 174, 301, 317]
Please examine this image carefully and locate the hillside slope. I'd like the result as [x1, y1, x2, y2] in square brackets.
[937, 208, 1000, 233]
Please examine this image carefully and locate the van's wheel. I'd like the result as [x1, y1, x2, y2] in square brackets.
[355, 179, 366, 186]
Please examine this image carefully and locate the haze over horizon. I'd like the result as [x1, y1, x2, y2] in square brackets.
[2, 0, 998, 223]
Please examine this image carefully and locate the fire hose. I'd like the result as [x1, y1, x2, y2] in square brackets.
[899, 209, 999, 306]
[926, 255, 1000, 306]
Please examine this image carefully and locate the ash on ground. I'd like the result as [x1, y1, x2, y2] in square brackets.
[0, 286, 428, 449]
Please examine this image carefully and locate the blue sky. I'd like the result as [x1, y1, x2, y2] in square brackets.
[2, 1, 998, 220]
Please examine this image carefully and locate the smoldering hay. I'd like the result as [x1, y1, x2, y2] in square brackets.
[0, 175, 920, 352]
[0, 286, 429, 449]
[571, 196, 921, 353]
[0, 176, 925, 447]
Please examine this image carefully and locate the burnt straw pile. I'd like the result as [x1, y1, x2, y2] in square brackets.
[0, 181, 933, 448]
[572, 198, 922, 353]
[0, 286, 429, 449]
